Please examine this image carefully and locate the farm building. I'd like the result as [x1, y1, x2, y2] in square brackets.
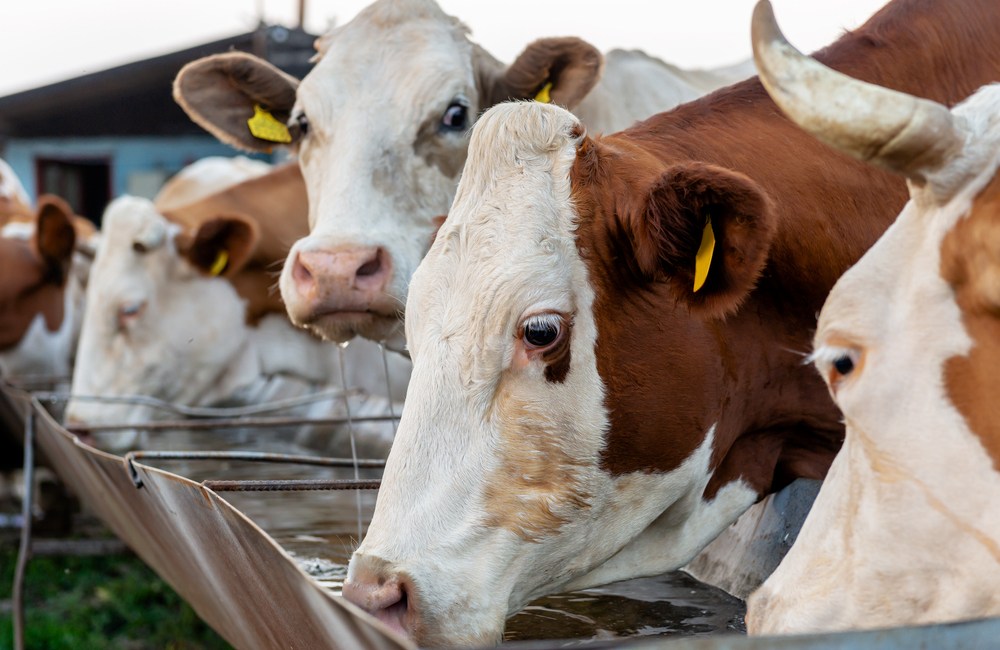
[0, 24, 315, 226]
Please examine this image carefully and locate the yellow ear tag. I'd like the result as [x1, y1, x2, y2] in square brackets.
[534, 82, 553, 104]
[693, 218, 715, 293]
[209, 250, 229, 276]
[247, 104, 292, 143]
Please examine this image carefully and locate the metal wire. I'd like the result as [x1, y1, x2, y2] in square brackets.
[202, 479, 381, 492]
[68, 413, 399, 433]
[124, 450, 386, 489]
[13, 411, 35, 650]
[33, 387, 363, 418]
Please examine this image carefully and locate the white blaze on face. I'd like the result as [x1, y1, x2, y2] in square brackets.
[67, 197, 256, 449]
[279, 0, 476, 344]
[748, 86, 1000, 634]
[347, 102, 751, 646]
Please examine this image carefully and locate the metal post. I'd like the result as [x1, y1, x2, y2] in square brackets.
[12, 410, 35, 650]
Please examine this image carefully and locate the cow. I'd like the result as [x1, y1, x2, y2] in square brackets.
[0, 179, 96, 380]
[66, 163, 412, 455]
[172, 0, 754, 350]
[152, 155, 272, 213]
[745, 8, 1000, 634]
[336, 0, 1000, 645]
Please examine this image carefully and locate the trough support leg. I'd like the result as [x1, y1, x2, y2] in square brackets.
[12, 410, 35, 650]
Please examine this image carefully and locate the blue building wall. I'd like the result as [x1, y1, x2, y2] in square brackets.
[4, 136, 272, 204]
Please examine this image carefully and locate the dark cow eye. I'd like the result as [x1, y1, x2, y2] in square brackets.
[522, 315, 562, 349]
[813, 343, 863, 391]
[833, 354, 855, 376]
[441, 102, 468, 131]
[294, 113, 309, 137]
[133, 241, 148, 254]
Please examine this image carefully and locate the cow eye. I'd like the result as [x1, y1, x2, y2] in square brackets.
[133, 241, 148, 254]
[117, 300, 146, 331]
[812, 343, 863, 391]
[293, 112, 309, 137]
[522, 314, 562, 349]
[833, 354, 855, 376]
[441, 102, 468, 131]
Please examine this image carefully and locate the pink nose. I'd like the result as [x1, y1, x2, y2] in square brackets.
[342, 563, 412, 638]
[290, 246, 392, 312]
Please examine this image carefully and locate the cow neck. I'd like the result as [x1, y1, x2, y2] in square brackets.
[567, 0, 1000, 495]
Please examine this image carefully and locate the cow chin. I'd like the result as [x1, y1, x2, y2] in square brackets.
[299, 309, 403, 345]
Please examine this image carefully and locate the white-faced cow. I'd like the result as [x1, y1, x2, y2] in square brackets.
[338, 0, 1000, 645]
[172, 0, 753, 349]
[66, 163, 411, 454]
[746, 9, 1000, 634]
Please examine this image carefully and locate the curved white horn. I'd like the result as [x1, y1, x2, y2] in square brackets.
[751, 0, 963, 184]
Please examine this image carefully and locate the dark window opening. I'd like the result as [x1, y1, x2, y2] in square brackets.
[35, 157, 111, 228]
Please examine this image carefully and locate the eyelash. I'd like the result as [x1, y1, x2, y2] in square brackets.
[809, 344, 862, 390]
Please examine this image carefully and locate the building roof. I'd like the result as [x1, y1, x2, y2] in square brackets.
[0, 25, 317, 140]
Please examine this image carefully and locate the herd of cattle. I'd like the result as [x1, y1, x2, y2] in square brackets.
[1, 0, 999, 645]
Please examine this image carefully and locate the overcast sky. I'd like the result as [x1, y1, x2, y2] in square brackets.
[1, 0, 889, 97]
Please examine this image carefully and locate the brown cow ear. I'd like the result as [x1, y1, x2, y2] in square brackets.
[625, 162, 777, 317]
[173, 52, 300, 153]
[488, 37, 603, 109]
[176, 215, 259, 278]
[35, 195, 77, 281]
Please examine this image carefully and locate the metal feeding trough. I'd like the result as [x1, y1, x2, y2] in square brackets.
[4, 378, 999, 650]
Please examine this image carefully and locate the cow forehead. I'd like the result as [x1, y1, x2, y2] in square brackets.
[409, 103, 584, 334]
[298, 3, 473, 128]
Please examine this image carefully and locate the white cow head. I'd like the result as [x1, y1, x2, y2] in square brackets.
[173, 0, 603, 347]
[66, 197, 263, 449]
[747, 1, 1000, 633]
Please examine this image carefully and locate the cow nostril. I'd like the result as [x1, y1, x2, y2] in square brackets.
[356, 252, 382, 278]
[293, 254, 314, 282]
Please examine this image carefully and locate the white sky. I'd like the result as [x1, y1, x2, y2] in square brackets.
[0, 0, 889, 97]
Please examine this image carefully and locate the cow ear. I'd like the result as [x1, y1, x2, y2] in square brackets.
[489, 37, 603, 109]
[34, 195, 76, 280]
[173, 52, 300, 153]
[176, 215, 259, 278]
[623, 162, 777, 317]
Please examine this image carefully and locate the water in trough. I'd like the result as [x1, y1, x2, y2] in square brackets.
[129, 424, 746, 645]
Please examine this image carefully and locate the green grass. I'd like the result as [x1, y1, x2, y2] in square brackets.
[0, 545, 230, 650]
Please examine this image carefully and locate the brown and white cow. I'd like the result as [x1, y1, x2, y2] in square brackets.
[67, 163, 412, 454]
[172, 0, 753, 350]
[152, 155, 272, 213]
[337, 0, 1000, 645]
[1, 197, 79, 378]
[0, 172, 96, 379]
[746, 8, 1000, 634]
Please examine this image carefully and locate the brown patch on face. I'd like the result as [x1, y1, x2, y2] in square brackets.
[482, 387, 591, 542]
[413, 111, 468, 179]
[542, 333, 571, 384]
[940, 173, 1000, 470]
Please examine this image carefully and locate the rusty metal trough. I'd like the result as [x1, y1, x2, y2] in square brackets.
[5, 377, 1000, 650]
